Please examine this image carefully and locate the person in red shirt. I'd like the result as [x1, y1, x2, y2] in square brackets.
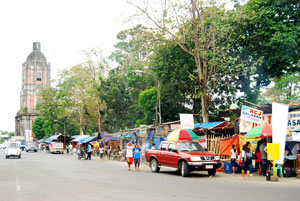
[255, 140, 262, 175]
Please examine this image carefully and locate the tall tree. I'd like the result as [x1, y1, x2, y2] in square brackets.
[235, 0, 300, 102]
[127, 0, 242, 122]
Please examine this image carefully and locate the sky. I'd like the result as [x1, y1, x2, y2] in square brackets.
[0, 0, 133, 132]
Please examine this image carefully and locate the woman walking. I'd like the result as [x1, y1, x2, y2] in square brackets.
[230, 144, 237, 175]
[126, 142, 134, 171]
[133, 144, 142, 171]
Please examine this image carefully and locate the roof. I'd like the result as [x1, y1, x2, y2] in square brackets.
[72, 135, 90, 142]
[194, 121, 224, 129]
[44, 134, 61, 143]
[26, 42, 47, 62]
[194, 121, 234, 130]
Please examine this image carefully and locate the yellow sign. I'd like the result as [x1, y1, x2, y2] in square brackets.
[239, 135, 260, 152]
[267, 143, 280, 161]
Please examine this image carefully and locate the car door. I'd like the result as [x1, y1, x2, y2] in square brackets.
[166, 143, 179, 168]
[158, 142, 168, 165]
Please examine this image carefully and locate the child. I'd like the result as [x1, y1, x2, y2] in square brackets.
[133, 144, 142, 171]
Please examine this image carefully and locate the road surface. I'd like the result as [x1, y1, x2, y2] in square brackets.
[0, 150, 299, 201]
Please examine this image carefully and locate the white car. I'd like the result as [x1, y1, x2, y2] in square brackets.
[0, 144, 6, 149]
[5, 142, 21, 159]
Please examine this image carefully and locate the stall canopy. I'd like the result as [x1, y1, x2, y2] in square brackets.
[78, 137, 89, 145]
[44, 134, 61, 143]
[194, 121, 233, 130]
[82, 136, 97, 144]
[36, 139, 44, 143]
[72, 135, 90, 142]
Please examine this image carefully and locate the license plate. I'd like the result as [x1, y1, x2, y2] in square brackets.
[206, 165, 213, 169]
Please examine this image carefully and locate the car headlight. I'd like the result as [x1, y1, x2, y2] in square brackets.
[190, 157, 201, 161]
[215, 156, 220, 160]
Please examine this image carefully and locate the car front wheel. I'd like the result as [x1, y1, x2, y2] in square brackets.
[181, 161, 189, 177]
[150, 158, 160, 173]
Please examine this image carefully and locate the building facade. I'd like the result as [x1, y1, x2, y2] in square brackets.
[15, 42, 51, 137]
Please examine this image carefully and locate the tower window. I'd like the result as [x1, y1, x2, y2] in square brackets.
[37, 73, 42, 81]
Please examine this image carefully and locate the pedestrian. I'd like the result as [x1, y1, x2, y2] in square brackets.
[260, 139, 268, 176]
[230, 144, 237, 175]
[107, 146, 111, 160]
[240, 142, 252, 180]
[99, 145, 105, 160]
[255, 140, 262, 175]
[86, 143, 92, 160]
[66, 144, 69, 154]
[68, 143, 73, 155]
[126, 142, 134, 171]
[151, 143, 156, 150]
[133, 144, 142, 171]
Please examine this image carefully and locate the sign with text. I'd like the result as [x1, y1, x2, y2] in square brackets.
[239, 113, 272, 133]
[287, 111, 300, 131]
[180, 114, 194, 129]
[139, 125, 147, 137]
[240, 105, 264, 124]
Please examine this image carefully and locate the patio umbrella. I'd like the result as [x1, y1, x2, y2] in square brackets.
[91, 141, 99, 147]
[245, 124, 272, 138]
[166, 129, 199, 141]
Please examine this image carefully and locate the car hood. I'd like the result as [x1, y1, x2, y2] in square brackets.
[181, 151, 218, 157]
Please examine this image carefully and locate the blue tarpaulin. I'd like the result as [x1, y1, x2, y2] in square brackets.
[78, 137, 89, 144]
[44, 135, 59, 143]
[82, 136, 97, 144]
[37, 139, 44, 143]
[194, 121, 224, 129]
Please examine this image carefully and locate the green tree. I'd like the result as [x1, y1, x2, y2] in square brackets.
[32, 116, 46, 139]
[235, 0, 300, 102]
[127, 0, 244, 122]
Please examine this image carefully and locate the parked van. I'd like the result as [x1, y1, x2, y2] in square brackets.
[49, 142, 64, 154]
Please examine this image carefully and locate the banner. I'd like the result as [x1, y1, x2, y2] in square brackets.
[239, 114, 272, 133]
[180, 114, 194, 129]
[240, 105, 264, 124]
[272, 103, 289, 164]
[139, 125, 147, 137]
[219, 134, 240, 156]
[239, 135, 260, 153]
[288, 111, 300, 131]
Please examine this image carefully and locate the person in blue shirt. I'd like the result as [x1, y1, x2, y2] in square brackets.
[86, 143, 92, 160]
[133, 144, 142, 171]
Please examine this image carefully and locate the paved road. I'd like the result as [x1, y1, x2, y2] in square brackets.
[0, 150, 299, 201]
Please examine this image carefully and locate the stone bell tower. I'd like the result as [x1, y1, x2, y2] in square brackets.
[15, 42, 51, 137]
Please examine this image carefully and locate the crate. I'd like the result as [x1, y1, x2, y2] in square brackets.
[224, 162, 240, 174]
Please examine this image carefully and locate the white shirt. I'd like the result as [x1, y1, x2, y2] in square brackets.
[99, 147, 104, 153]
[230, 149, 237, 159]
[126, 145, 133, 157]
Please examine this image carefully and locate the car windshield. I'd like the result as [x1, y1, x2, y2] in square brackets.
[7, 143, 20, 149]
[177, 142, 205, 152]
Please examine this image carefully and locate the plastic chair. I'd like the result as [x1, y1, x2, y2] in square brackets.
[272, 164, 283, 177]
